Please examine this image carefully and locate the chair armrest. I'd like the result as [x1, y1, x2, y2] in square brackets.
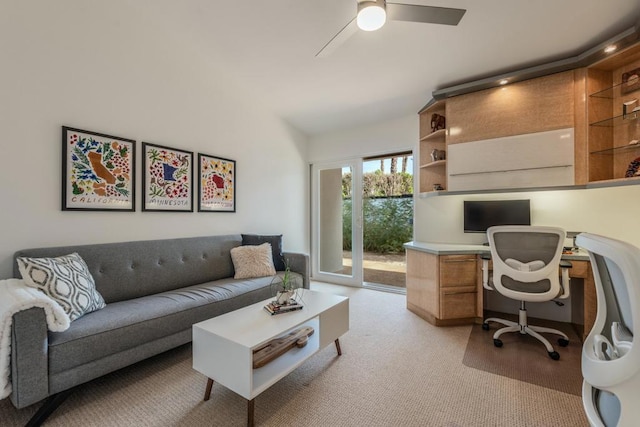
[481, 258, 493, 290]
[10, 307, 49, 409]
[559, 261, 571, 299]
[283, 252, 310, 289]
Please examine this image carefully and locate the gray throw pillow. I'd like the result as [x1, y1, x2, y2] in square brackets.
[17, 252, 106, 321]
[241, 234, 286, 271]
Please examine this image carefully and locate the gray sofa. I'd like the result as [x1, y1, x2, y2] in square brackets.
[10, 234, 309, 424]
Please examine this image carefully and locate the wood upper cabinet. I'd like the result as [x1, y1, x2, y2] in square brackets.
[415, 41, 640, 193]
[444, 71, 579, 192]
[446, 71, 575, 145]
[417, 71, 583, 194]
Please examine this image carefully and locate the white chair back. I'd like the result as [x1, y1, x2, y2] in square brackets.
[575, 233, 639, 427]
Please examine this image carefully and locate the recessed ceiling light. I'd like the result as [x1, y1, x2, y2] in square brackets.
[604, 45, 617, 53]
[499, 79, 509, 85]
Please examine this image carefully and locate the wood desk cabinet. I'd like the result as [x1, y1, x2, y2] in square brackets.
[406, 247, 597, 340]
[406, 249, 477, 325]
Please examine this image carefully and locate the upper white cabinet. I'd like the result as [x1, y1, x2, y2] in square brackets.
[447, 128, 575, 191]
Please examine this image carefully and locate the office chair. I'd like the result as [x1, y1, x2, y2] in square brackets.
[575, 233, 639, 427]
[482, 225, 571, 360]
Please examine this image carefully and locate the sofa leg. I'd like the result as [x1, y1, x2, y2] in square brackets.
[26, 389, 73, 427]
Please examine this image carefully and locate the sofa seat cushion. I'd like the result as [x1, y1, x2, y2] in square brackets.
[47, 273, 299, 375]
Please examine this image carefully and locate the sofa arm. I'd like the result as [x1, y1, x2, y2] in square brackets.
[283, 252, 310, 289]
[10, 307, 49, 409]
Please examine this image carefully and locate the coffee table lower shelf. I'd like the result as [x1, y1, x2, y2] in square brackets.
[192, 290, 349, 427]
[202, 336, 343, 426]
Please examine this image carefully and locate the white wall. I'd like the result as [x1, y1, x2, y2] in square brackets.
[308, 114, 417, 162]
[0, 2, 309, 278]
[415, 185, 640, 247]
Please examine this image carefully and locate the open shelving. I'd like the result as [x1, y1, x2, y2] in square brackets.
[589, 111, 640, 127]
[587, 44, 640, 184]
[420, 159, 446, 169]
[590, 79, 640, 99]
[418, 99, 447, 193]
[591, 143, 640, 155]
[419, 128, 446, 141]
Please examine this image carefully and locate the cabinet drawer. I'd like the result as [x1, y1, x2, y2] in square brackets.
[440, 255, 477, 287]
[440, 290, 477, 320]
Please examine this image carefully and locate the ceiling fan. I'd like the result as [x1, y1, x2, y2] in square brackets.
[316, 0, 466, 57]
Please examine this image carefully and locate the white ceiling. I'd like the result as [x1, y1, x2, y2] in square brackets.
[135, 0, 640, 136]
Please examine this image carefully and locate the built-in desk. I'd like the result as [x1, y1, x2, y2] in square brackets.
[404, 242, 595, 340]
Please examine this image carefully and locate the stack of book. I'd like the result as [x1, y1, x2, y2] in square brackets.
[264, 299, 303, 315]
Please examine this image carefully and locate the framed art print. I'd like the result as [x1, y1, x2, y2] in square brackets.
[198, 153, 236, 212]
[142, 142, 193, 212]
[62, 126, 136, 211]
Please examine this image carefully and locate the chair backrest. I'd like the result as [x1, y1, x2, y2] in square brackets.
[488, 225, 565, 303]
[575, 233, 639, 427]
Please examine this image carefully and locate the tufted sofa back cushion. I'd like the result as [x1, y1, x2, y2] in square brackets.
[14, 235, 242, 303]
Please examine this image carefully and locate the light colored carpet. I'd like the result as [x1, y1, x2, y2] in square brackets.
[0, 282, 588, 426]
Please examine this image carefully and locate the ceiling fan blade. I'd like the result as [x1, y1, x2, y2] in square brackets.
[316, 17, 358, 58]
[386, 3, 466, 26]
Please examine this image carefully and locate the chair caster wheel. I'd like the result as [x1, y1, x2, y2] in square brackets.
[549, 351, 560, 360]
[493, 339, 503, 348]
[482, 323, 490, 331]
[558, 338, 569, 347]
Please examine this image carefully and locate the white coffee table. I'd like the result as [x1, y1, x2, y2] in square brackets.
[192, 288, 349, 426]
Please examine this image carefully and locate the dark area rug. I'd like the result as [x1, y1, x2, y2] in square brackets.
[462, 312, 583, 396]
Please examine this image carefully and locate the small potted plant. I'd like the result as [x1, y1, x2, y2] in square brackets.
[272, 261, 297, 305]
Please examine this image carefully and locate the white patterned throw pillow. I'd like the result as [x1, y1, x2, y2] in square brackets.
[230, 243, 277, 279]
[17, 252, 106, 321]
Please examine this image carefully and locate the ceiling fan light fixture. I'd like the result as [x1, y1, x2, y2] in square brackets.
[357, 0, 386, 31]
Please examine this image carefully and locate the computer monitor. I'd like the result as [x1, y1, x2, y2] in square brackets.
[463, 199, 531, 233]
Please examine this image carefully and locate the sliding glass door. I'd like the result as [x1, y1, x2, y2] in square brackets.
[360, 154, 413, 290]
[311, 160, 363, 286]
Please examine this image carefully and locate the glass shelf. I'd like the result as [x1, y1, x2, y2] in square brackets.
[589, 111, 639, 127]
[590, 143, 640, 155]
[590, 80, 640, 99]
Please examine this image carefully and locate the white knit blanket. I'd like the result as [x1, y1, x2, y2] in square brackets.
[0, 278, 70, 400]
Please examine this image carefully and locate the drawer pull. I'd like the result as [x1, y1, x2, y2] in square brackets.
[442, 259, 475, 263]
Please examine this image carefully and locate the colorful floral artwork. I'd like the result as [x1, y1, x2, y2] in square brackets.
[198, 153, 236, 212]
[142, 143, 193, 211]
[62, 127, 135, 211]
